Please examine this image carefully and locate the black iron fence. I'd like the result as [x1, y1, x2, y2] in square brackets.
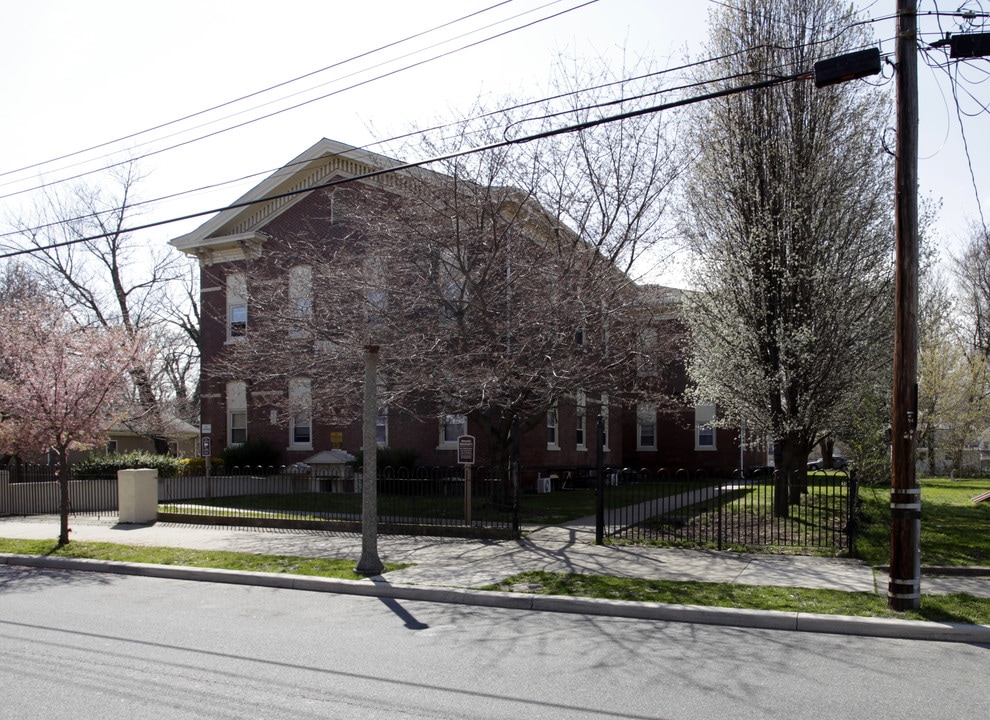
[2, 460, 858, 551]
[601, 468, 858, 552]
[158, 464, 516, 538]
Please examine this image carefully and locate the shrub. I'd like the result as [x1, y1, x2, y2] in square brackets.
[74, 451, 184, 479]
[221, 438, 280, 471]
[179, 456, 224, 474]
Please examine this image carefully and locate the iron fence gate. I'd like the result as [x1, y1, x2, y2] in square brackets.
[601, 468, 858, 553]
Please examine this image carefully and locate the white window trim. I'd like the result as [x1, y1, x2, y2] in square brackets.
[226, 272, 247, 343]
[547, 402, 559, 451]
[228, 304, 247, 341]
[287, 377, 313, 451]
[289, 414, 313, 450]
[695, 404, 717, 451]
[637, 328, 657, 377]
[288, 265, 313, 339]
[227, 381, 247, 447]
[229, 410, 248, 447]
[376, 407, 389, 448]
[637, 403, 657, 451]
[438, 414, 467, 449]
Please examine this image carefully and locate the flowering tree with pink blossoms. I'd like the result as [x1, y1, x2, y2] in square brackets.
[0, 297, 147, 544]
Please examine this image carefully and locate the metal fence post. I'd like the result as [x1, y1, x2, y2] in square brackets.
[595, 414, 605, 545]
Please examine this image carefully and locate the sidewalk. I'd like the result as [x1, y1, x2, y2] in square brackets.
[2, 515, 989, 642]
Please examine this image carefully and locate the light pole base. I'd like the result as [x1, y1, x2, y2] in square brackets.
[355, 553, 385, 577]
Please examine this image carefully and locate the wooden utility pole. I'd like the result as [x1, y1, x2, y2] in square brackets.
[890, 0, 922, 611]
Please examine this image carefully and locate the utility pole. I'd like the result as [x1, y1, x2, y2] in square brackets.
[890, 0, 922, 612]
[355, 345, 385, 576]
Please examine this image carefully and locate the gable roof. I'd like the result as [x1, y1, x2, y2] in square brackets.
[169, 138, 407, 262]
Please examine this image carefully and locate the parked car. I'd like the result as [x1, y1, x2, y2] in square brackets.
[807, 456, 849, 471]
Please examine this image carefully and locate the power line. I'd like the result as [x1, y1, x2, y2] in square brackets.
[0, 0, 517, 182]
[0, 35, 802, 242]
[0, 70, 810, 262]
[0, 0, 598, 203]
[2, 4, 903, 248]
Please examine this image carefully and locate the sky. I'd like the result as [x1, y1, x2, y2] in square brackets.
[1, 0, 987, 286]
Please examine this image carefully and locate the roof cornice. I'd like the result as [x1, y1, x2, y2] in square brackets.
[169, 139, 406, 256]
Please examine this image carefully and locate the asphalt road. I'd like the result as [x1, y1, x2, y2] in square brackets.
[1, 566, 988, 720]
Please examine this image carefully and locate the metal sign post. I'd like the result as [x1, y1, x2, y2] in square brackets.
[201, 435, 212, 499]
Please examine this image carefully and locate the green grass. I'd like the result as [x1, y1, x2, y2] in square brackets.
[482, 570, 990, 625]
[0, 537, 407, 579]
[3, 532, 987, 624]
[855, 477, 990, 567]
[6, 476, 987, 623]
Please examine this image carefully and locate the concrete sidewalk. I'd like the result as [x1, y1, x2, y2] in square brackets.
[2, 515, 989, 643]
[0, 514, 881, 592]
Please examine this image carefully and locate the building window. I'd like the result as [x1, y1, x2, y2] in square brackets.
[438, 249, 466, 321]
[376, 407, 388, 448]
[227, 272, 247, 340]
[365, 257, 388, 325]
[637, 328, 657, 377]
[230, 411, 248, 445]
[637, 403, 657, 451]
[696, 404, 717, 451]
[227, 380, 247, 446]
[440, 414, 467, 447]
[229, 304, 247, 338]
[575, 390, 587, 450]
[292, 413, 311, 445]
[289, 265, 313, 336]
[105, 440, 118, 455]
[547, 402, 559, 449]
[288, 377, 313, 450]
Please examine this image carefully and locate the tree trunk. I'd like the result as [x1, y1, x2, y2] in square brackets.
[819, 437, 835, 468]
[56, 447, 71, 546]
[773, 432, 808, 517]
[772, 441, 789, 518]
[477, 411, 513, 508]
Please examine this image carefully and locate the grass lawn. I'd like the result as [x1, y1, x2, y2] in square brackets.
[481, 570, 990, 625]
[0, 537, 408, 579]
[854, 477, 990, 567]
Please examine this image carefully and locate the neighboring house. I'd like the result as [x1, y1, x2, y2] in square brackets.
[105, 418, 200, 458]
[64, 417, 200, 464]
[917, 427, 990, 477]
[170, 138, 763, 483]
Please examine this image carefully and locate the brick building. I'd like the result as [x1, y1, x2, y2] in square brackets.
[171, 138, 764, 484]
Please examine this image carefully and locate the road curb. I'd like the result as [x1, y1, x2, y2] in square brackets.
[4, 553, 989, 643]
[875, 564, 990, 578]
